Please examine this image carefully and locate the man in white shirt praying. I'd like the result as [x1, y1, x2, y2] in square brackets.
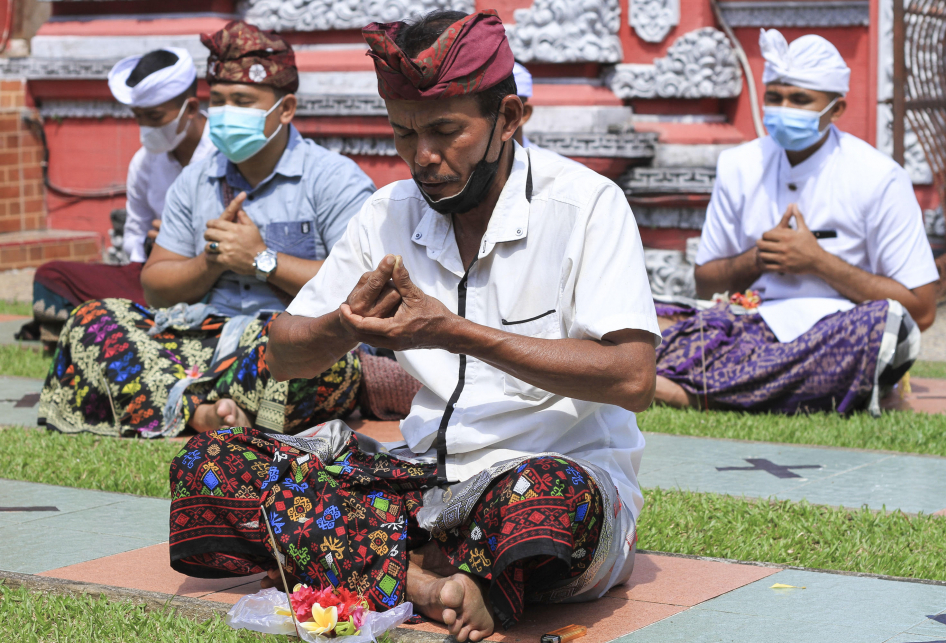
[28, 48, 214, 343]
[167, 10, 659, 643]
[653, 29, 938, 415]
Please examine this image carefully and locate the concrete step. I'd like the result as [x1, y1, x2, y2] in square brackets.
[0, 229, 100, 270]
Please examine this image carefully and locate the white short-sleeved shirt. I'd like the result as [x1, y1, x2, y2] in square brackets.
[696, 126, 939, 300]
[287, 142, 661, 521]
[122, 122, 216, 263]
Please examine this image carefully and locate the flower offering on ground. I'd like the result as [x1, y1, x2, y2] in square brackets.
[275, 584, 370, 637]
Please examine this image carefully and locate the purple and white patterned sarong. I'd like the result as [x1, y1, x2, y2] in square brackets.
[655, 299, 919, 415]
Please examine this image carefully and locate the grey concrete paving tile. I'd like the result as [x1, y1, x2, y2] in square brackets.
[0, 480, 128, 516]
[883, 635, 946, 643]
[782, 454, 946, 514]
[614, 570, 946, 643]
[639, 433, 946, 513]
[0, 319, 36, 346]
[0, 523, 154, 574]
[38, 497, 170, 541]
[0, 376, 44, 427]
[900, 609, 946, 640]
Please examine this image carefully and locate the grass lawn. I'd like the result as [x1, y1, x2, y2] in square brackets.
[639, 405, 946, 457]
[639, 487, 946, 581]
[0, 583, 290, 643]
[0, 300, 32, 317]
[0, 428, 180, 498]
[3, 427, 946, 582]
[911, 360, 946, 380]
[0, 344, 51, 380]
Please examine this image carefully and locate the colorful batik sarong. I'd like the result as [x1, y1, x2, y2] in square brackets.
[168, 423, 610, 630]
[38, 298, 360, 437]
[655, 298, 918, 414]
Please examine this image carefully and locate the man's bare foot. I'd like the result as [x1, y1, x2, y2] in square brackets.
[189, 399, 252, 433]
[407, 561, 494, 643]
[654, 375, 700, 409]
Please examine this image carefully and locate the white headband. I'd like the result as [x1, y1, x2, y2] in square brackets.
[760, 29, 850, 96]
[108, 47, 197, 108]
[513, 62, 532, 99]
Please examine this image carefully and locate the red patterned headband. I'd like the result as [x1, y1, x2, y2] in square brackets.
[363, 10, 515, 101]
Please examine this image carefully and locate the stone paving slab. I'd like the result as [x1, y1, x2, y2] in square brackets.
[39, 541, 776, 643]
[0, 479, 169, 574]
[0, 376, 42, 427]
[617, 568, 946, 643]
[639, 432, 946, 514]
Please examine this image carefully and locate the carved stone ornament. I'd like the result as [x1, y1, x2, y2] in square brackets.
[241, 0, 474, 32]
[37, 95, 389, 120]
[313, 137, 399, 156]
[606, 27, 742, 99]
[644, 245, 697, 299]
[620, 167, 716, 194]
[40, 100, 133, 120]
[633, 205, 706, 230]
[630, 0, 680, 43]
[506, 0, 623, 63]
[717, 1, 869, 28]
[528, 132, 658, 159]
[0, 57, 117, 80]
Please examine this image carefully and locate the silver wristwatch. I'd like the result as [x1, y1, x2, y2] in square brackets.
[253, 248, 278, 282]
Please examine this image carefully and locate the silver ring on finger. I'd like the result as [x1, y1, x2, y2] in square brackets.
[208, 241, 220, 254]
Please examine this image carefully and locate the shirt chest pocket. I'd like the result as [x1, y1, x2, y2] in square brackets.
[500, 309, 561, 402]
[263, 220, 319, 260]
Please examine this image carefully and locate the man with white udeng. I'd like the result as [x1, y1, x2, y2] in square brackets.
[28, 48, 214, 341]
[654, 29, 938, 415]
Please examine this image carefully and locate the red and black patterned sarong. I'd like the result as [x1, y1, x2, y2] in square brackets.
[169, 426, 603, 629]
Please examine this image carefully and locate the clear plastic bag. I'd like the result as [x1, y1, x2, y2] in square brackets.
[225, 588, 414, 642]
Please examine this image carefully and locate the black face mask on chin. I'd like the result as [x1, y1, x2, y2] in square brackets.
[413, 114, 505, 216]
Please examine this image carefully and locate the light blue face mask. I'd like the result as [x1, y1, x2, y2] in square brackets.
[208, 97, 284, 164]
[763, 98, 839, 152]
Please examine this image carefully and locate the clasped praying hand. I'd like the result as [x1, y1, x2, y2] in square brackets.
[755, 203, 827, 275]
[203, 191, 267, 275]
[339, 255, 457, 351]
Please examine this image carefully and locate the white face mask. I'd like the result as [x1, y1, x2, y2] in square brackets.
[139, 101, 190, 154]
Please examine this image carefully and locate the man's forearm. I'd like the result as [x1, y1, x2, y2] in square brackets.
[141, 253, 225, 309]
[447, 320, 656, 412]
[813, 252, 935, 328]
[265, 312, 360, 381]
[694, 248, 762, 300]
[267, 255, 324, 298]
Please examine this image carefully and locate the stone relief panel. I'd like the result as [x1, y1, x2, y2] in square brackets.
[241, 0, 474, 32]
[645, 242, 698, 299]
[876, 0, 932, 184]
[630, 0, 679, 43]
[528, 132, 658, 159]
[506, 0, 623, 63]
[633, 206, 706, 230]
[620, 167, 716, 194]
[606, 27, 742, 99]
[717, 0, 869, 28]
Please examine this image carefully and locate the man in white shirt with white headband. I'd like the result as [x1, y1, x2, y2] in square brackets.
[28, 48, 214, 343]
[654, 29, 938, 415]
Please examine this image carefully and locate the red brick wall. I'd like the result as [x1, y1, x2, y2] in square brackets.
[0, 80, 44, 235]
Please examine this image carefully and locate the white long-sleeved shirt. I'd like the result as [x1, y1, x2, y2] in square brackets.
[122, 122, 215, 262]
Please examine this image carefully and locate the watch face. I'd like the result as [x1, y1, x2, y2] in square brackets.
[257, 252, 277, 273]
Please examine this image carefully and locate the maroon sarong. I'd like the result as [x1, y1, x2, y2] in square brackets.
[34, 261, 146, 307]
